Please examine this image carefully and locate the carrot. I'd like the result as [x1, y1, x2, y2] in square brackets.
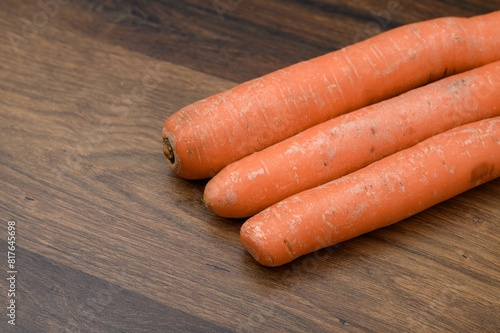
[204, 61, 500, 218]
[240, 117, 500, 267]
[163, 11, 500, 179]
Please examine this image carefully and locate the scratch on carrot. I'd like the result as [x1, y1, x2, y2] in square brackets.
[343, 53, 360, 81]
[260, 160, 270, 175]
[323, 74, 334, 94]
[331, 73, 346, 105]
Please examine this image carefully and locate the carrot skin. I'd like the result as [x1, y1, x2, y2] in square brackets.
[240, 117, 500, 267]
[163, 11, 500, 179]
[204, 61, 500, 217]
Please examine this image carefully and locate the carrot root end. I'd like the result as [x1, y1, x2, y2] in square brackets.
[163, 136, 175, 164]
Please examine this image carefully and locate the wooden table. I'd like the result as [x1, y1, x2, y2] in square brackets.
[1, 1, 499, 331]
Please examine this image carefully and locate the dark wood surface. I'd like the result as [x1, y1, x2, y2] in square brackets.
[1, 0, 499, 332]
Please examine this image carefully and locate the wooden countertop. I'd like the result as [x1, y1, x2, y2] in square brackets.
[1, 0, 499, 331]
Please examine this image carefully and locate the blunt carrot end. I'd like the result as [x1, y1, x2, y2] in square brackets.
[204, 175, 247, 217]
[240, 221, 292, 267]
[241, 225, 273, 266]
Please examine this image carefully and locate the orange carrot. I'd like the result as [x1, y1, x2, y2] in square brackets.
[240, 117, 500, 267]
[204, 61, 500, 217]
[163, 11, 500, 179]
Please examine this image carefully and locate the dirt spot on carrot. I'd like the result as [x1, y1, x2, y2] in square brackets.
[443, 66, 448, 77]
[283, 238, 294, 254]
[451, 36, 465, 43]
[449, 78, 467, 91]
[402, 124, 417, 137]
[470, 163, 495, 185]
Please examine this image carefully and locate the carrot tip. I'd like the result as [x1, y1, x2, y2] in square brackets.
[163, 137, 175, 164]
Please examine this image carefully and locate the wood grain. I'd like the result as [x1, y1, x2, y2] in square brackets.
[1, 0, 499, 332]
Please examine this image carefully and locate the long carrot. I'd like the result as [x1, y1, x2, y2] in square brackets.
[240, 117, 500, 267]
[163, 11, 500, 179]
[204, 61, 500, 218]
